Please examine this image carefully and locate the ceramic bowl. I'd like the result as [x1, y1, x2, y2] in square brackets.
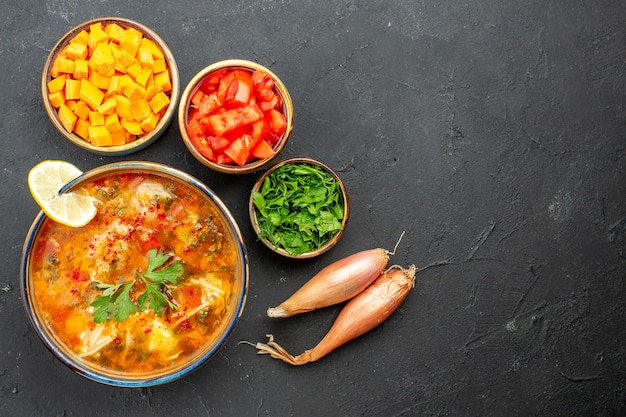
[21, 161, 248, 387]
[42, 17, 180, 155]
[249, 157, 349, 259]
[178, 59, 293, 174]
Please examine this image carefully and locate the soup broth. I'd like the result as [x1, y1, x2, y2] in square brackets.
[29, 172, 241, 376]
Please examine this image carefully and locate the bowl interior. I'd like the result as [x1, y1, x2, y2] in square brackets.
[249, 157, 349, 259]
[178, 59, 294, 174]
[21, 161, 247, 386]
[42, 17, 180, 156]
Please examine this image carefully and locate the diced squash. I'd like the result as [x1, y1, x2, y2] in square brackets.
[140, 111, 159, 132]
[73, 59, 89, 80]
[104, 23, 125, 43]
[149, 91, 170, 114]
[121, 119, 143, 135]
[73, 100, 90, 120]
[110, 128, 127, 145]
[143, 84, 162, 101]
[113, 95, 134, 120]
[130, 99, 152, 121]
[153, 71, 172, 92]
[47, 74, 67, 94]
[79, 78, 105, 110]
[58, 104, 78, 132]
[71, 30, 89, 46]
[88, 23, 109, 50]
[66, 42, 88, 60]
[54, 56, 75, 75]
[89, 42, 115, 77]
[74, 118, 90, 140]
[117, 49, 137, 71]
[126, 61, 142, 80]
[97, 97, 117, 115]
[135, 67, 152, 87]
[65, 100, 77, 111]
[122, 80, 145, 101]
[89, 70, 111, 90]
[88, 125, 113, 146]
[89, 111, 105, 126]
[105, 113, 123, 133]
[120, 27, 142, 56]
[152, 59, 167, 74]
[64, 79, 81, 100]
[140, 37, 164, 60]
[137, 48, 154, 69]
[48, 91, 65, 108]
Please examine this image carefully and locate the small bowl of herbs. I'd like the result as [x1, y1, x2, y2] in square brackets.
[249, 157, 349, 258]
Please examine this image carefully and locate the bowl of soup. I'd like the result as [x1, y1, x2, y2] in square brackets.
[20, 161, 248, 387]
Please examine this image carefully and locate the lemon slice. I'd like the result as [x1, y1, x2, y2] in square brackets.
[27, 160, 97, 227]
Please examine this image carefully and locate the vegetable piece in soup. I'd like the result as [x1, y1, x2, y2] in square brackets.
[29, 172, 240, 374]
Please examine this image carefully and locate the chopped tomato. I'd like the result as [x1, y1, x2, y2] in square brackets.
[268, 108, 287, 134]
[209, 136, 231, 152]
[185, 67, 289, 167]
[217, 71, 237, 104]
[259, 94, 281, 111]
[198, 93, 221, 116]
[200, 68, 227, 94]
[251, 139, 276, 159]
[224, 137, 249, 167]
[207, 104, 263, 137]
[231, 70, 253, 105]
[191, 89, 205, 107]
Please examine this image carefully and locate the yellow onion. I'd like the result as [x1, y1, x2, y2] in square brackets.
[251, 265, 416, 365]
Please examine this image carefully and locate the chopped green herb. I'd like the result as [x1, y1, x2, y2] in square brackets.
[90, 248, 184, 323]
[252, 162, 345, 255]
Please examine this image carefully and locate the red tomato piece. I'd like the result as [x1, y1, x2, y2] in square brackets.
[231, 70, 254, 106]
[251, 70, 266, 84]
[200, 68, 228, 94]
[217, 71, 237, 104]
[191, 89, 205, 107]
[209, 136, 231, 152]
[259, 94, 281, 112]
[207, 104, 264, 137]
[242, 133, 260, 154]
[216, 153, 235, 165]
[251, 138, 276, 160]
[198, 93, 221, 116]
[251, 120, 265, 140]
[186, 119, 205, 140]
[223, 137, 249, 167]
[189, 133, 215, 162]
[268, 108, 287, 134]
[254, 74, 275, 101]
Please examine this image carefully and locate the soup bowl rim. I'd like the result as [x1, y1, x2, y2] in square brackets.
[20, 160, 248, 387]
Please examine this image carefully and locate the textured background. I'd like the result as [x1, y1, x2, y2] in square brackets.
[1, 1, 625, 416]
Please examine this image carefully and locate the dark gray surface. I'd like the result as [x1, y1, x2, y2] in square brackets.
[2, 1, 625, 416]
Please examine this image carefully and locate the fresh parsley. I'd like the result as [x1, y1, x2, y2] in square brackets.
[252, 162, 345, 255]
[90, 248, 184, 323]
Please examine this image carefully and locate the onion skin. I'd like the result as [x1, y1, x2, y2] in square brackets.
[254, 265, 416, 365]
[267, 248, 390, 318]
